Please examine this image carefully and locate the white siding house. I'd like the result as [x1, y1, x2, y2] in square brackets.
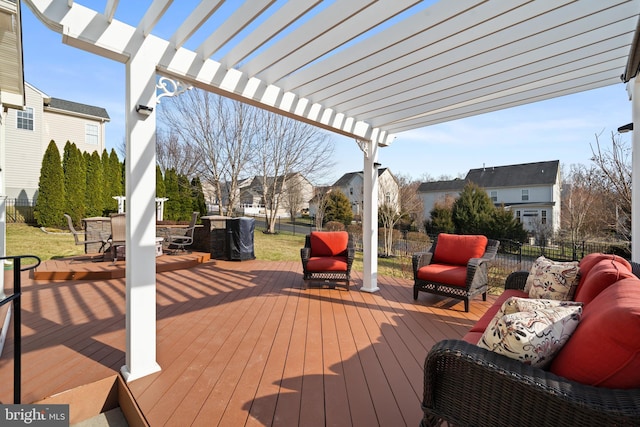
[419, 160, 561, 234]
[331, 168, 399, 218]
[4, 82, 110, 200]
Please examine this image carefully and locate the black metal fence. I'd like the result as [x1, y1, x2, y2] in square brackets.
[351, 232, 631, 287]
[5, 198, 36, 224]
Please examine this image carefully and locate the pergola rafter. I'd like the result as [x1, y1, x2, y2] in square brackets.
[20, 0, 640, 382]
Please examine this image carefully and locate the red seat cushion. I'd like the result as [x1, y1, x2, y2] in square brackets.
[307, 257, 348, 272]
[310, 231, 349, 257]
[574, 259, 635, 305]
[433, 234, 488, 266]
[469, 289, 529, 333]
[417, 264, 468, 287]
[550, 277, 640, 389]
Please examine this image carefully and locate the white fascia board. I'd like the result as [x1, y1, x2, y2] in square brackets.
[0, 91, 24, 110]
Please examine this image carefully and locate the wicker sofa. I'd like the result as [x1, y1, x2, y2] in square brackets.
[421, 253, 640, 427]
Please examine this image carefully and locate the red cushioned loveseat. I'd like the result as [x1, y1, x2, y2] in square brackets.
[413, 233, 500, 312]
[421, 253, 640, 427]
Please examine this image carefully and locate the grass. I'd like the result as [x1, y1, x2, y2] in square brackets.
[6, 223, 415, 279]
[7, 223, 83, 265]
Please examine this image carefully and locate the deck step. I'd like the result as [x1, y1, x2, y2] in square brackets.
[72, 408, 128, 427]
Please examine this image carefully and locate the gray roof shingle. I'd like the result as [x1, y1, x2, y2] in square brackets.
[465, 160, 559, 187]
[417, 178, 465, 192]
[47, 98, 110, 120]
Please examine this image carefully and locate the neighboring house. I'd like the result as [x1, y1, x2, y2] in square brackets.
[418, 160, 561, 233]
[331, 168, 400, 217]
[211, 172, 314, 217]
[4, 82, 110, 201]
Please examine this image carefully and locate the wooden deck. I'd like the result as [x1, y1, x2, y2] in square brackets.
[32, 251, 211, 280]
[0, 259, 496, 426]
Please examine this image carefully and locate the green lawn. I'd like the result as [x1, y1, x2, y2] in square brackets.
[6, 223, 413, 278]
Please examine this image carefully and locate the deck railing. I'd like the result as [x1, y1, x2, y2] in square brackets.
[0, 255, 41, 403]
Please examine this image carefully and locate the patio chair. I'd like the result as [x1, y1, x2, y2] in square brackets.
[108, 213, 126, 263]
[413, 233, 500, 312]
[64, 214, 108, 253]
[300, 231, 355, 291]
[165, 212, 198, 254]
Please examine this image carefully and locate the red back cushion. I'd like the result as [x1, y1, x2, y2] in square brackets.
[433, 234, 488, 266]
[578, 253, 631, 281]
[550, 277, 640, 389]
[574, 259, 635, 305]
[310, 231, 349, 257]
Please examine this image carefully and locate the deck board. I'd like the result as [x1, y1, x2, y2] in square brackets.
[0, 258, 496, 426]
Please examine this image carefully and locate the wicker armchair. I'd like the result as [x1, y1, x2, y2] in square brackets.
[300, 231, 354, 291]
[420, 270, 640, 427]
[413, 234, 499, 312]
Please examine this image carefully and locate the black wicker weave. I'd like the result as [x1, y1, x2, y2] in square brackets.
[300, 232, 355, 291]
[421, 269, 640, 427]
[412, 236, 500, 312]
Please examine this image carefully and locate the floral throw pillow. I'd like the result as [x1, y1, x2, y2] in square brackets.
[500, 296, 582, 316]
[478, 304, 582, 368]
[524, 256, 579, 300]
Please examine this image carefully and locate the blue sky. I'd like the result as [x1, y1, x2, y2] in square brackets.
[20, 3, 633, 184]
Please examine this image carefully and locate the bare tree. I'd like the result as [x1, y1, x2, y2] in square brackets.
[379, 174, 424, 256]
[561, 164, 602, 243]
[251, 111, 334, 233]
[160, 89, 257, 215]
[156, 128, 201, 177]
[590, 131, 632, 239]
[281, 173, 308, 220]
[399, 176, 425, 231]
[311, 186, 332, 230]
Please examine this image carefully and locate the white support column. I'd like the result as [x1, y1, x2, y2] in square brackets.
[120, 44, 161, 382]
[361, 140, 380, 293]
[0, 109, 6, 298]
[631, 77, 640, 262]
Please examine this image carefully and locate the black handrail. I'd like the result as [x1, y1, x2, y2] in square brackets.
[0, 255, 41, 404]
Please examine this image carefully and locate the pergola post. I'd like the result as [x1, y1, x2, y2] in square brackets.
[361, 140, 380, 293]
[632, 77, 640, 263]
[120, 44, 161, 382]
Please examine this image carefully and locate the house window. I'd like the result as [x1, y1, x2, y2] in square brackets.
[490, 191, 497, 202]
[541, 210, 547, 224]
[516, 210, 521, 223]
[521, 189, 529, 201]
[385, 192, 391, 204]
[85, 124, 98, 145]
[350, 187, 353, 195]
[17, 107, 34, 130]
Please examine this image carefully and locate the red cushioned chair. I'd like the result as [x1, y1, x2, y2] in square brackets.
[413, 233, 499, 312]
[301, 231, 355, 291]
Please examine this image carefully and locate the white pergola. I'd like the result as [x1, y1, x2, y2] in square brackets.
[18, 0, 640, 382]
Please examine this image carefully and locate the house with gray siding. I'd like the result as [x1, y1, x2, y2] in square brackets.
[4, 82, 110, 201]
[418, 160, 561, 233]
